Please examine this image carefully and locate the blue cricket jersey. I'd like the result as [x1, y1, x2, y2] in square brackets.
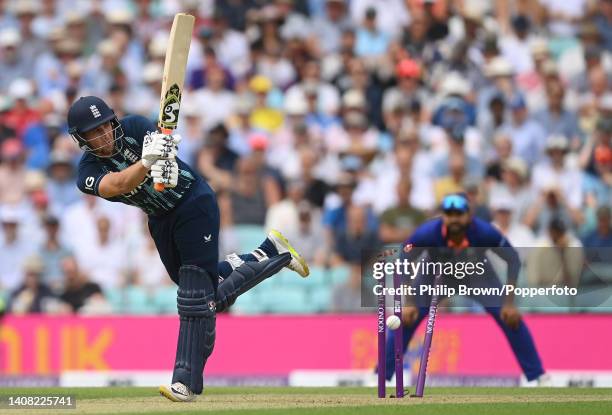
[76, 115, 204, 216]
[402, 216, 521, 283]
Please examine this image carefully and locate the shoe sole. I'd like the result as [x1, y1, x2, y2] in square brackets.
[270, 230, 310, 277]
[159, 385, 195, 402]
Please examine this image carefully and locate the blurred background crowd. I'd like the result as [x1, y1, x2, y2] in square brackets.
[0, 0, 611, 315]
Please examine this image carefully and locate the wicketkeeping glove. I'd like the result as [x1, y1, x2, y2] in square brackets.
[141, 132, 181, 169]
[151, 159, 179, 188]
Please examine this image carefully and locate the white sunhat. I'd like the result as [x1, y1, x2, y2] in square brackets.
[8, 78, 34, 100]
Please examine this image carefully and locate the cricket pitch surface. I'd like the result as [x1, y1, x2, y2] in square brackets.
[1, 387, 611, 415]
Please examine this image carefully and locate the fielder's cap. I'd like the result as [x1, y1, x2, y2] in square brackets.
[67, 96, 116, 134]
[441, 193, 470, 213]
[8, 78, 33, 100]
[485, 57, 514, 77]
[249, 75, 273, 93]
[546, 135, 569, 151]
[395, 58, 421, 79]
[0, 28, 20, 47]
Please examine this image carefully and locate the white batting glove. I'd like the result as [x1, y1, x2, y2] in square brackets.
[141, 132, 181, 169]
[151, 159, 179, 188]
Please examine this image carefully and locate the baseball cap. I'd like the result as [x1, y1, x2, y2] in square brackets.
[395, 58, 421, 79]
[509, 94, 527, 110]
[441, 193, 470, 213]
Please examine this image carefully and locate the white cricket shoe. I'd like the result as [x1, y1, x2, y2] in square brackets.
[268, 229, 310, 277]
[159, 382, 196, 402]
[536, 373, 553, 387]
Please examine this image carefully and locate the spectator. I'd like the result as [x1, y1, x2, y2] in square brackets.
[311, 0, 352, 54]
[378, 178, 426, 244]
[76, 216, 128, 290]
[3, 78, 40, 139]
[490, 195, 536, 247]
[0, 207, 34, 292]
[192, 65, 236, 131]
[504, 93, 547, 167]
[225, 157, 269, 226]
[333, 204, 380, 263]
[331, 261, 364, 312]
[59, 256, 105, 313]
[534, 80, 583, 146]
[8, 255, 57, 314]
[582, 206, 612, 247]
[527, 136, 584, 233]
[490, 157, 533, 225]
[0, 29, 31, 90]
[0, 139, 27, 205]
[38, 214, 71, 294]
[47, 151, 80, 209]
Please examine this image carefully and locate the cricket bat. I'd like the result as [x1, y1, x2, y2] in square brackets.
[155, 13, 195, 192]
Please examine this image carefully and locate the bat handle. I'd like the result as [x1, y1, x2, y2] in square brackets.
[154, 127, 174, 192]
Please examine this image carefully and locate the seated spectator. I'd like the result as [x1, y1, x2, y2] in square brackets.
[248, 75, 283, 132]
[486, 132, 515, 181]
[489, 157, 534, 225]
[265, 179, 305, 235]
[490, 196, 536, 247]
[354, 7, 390, 58]
[3, 78, 40, 138]
[503, 93, 546, 167]
[527, 136, 584, 233]
[38, 214, 71, 293]
[224, 157, 269, 226]
[0, 206, 33, 292]
[582, 206, 612, 248]
[378, 178, 426, 244]
[192, 65, 236, 131]
[76, 216, 128, 290]
[331, 261, 365, 313]
[47, 151, 80, 209]
[8, 255, 56, 314]
[334, 204, 380, 263]
[197, 123, 240, 191]
[534, 80, 583, 147]
[0, 139, 27, 205]
[59, 256, 105, 313]
[433, 152, 475, 205]
[129, 217, 169, 289]
[527, 218, 584, 288]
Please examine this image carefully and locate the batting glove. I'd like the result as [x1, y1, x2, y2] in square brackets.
[141, 132, 181, 169]
[151, 159, 179, 188]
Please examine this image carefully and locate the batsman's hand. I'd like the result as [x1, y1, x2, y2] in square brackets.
[500, 304, 521, 330]
[151, 159, 179, 188]
[401, 306, 418, 326]
[141, 132, 181, 169]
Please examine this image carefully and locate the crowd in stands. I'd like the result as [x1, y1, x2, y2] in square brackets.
[0, 0, 611, 314]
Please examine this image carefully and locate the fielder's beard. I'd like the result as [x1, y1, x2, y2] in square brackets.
[446, 223, 468, 237]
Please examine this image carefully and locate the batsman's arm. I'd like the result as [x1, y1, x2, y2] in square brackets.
[98, 162, 149, 198]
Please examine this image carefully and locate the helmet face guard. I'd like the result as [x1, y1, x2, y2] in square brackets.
[70, 117, 124, 158]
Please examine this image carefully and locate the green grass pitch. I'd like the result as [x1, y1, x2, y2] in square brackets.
[1, 387, 611, 415]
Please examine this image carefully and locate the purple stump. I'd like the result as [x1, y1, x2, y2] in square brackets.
[393, 271, 404, 398]
[377, 271, 386, 398]
[413, 274, 442, 398]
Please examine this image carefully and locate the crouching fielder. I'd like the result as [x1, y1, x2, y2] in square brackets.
[67, 97, 309, 401]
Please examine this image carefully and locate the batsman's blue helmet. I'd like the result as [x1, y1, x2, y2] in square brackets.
[67, 96, 123, 157]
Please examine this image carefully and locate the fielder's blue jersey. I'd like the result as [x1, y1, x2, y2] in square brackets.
[402, 217, 521, 283]
[76, 115, 201, 216]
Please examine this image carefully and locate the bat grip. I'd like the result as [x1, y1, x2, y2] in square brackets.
[154, 127, 174, 192]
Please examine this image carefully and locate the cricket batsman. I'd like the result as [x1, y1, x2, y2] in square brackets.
[385, 193, 547, 384]
[67, 96, 310, 401]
